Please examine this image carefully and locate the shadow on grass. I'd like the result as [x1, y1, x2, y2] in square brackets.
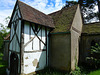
[79, 62, 100, 75]
[36, 67, 69, 75]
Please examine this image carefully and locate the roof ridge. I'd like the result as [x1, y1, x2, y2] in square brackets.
[48, 4, 78, 15]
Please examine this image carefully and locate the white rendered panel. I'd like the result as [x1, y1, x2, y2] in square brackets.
[16, 20, 19, 51]
[38, 27, 41, 50]
[24, 22, 29, 44]
[24, 22, 30, 51]
[33, 37, 39, 50]
[13, 35, 16, 51]
[12, 11, 17, 22]
[31, 25, 35, 50]
[16, 24, 19, 52]
[18, 20, 21, 43]
[31, 25, 35, 38]
[24, 51, 46, 74]
[16, 5, 18, 9]
[33, 25, 40, 50]
[18, 10, 21, 18]
[41, 28, 46, 49]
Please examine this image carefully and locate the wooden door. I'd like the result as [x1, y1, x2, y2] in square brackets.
[10, 53, 18, 75]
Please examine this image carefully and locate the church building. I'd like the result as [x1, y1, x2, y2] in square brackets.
[7, 0, 100, 75]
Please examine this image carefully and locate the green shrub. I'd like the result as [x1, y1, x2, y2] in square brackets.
[86, 43, 100, 68]
[70, 66, 81, 75]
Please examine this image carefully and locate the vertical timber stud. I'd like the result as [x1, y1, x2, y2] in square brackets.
[41, 26, 42, 50]
[20, 20, 24, 75]
[48, 32, 50, 67]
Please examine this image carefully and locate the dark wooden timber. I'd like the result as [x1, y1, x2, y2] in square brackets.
[24, 36, 36, 48]
[10, 18, 21, 24]
[20, 20, 24, 74]
[37, 26, 42, 34]
[32, 40, 33, 50]
[31, 23, 46, 45]
[24, 49, 46, 53]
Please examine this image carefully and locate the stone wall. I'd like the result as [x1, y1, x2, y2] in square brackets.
[79, 34, 100, 64]
[49, 33, 71, 71]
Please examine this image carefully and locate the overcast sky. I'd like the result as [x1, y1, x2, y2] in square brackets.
[0, 0, 78, 26]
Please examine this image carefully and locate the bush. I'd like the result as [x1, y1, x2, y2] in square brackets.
[70, 66, 81, 75]
[86, 43, 100, 69]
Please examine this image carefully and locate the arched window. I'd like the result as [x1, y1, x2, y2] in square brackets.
[91, 40, 96, 46]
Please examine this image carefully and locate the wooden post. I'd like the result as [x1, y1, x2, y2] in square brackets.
[20, 20, 24, 75]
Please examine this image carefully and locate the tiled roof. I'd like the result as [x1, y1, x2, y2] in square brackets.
[49, 5, 78, 33]
[82, 22, 100, 34]
[9, 0, 54, 28]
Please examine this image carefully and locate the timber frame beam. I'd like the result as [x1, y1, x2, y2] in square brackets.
[23, 23, 46, 48]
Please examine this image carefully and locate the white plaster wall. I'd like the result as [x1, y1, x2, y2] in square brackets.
[24, 51, 46, 74]
[24, 22, 47, 51]
[23, 22, 50, 74]
[41, 27, 46, 49]
[24, 22, 30, 44]
[16, 20, 21, 52]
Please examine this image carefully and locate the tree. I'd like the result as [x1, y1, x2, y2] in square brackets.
[79, 0, 100, 23]
[86, 43, 100, 68]
[63, 1, 78, 8]
[0, 16, 10, 50]
[64, 0, 100, 23]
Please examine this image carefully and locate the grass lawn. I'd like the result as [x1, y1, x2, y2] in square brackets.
[88, 69, 100, 75]
[0, 53, 7, 75]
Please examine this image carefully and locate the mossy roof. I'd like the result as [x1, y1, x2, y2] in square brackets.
[49, 5, 78, 33]
[82, 22, 100, 34]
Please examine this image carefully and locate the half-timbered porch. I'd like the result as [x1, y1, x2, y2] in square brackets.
[8, 0, 54, 74]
